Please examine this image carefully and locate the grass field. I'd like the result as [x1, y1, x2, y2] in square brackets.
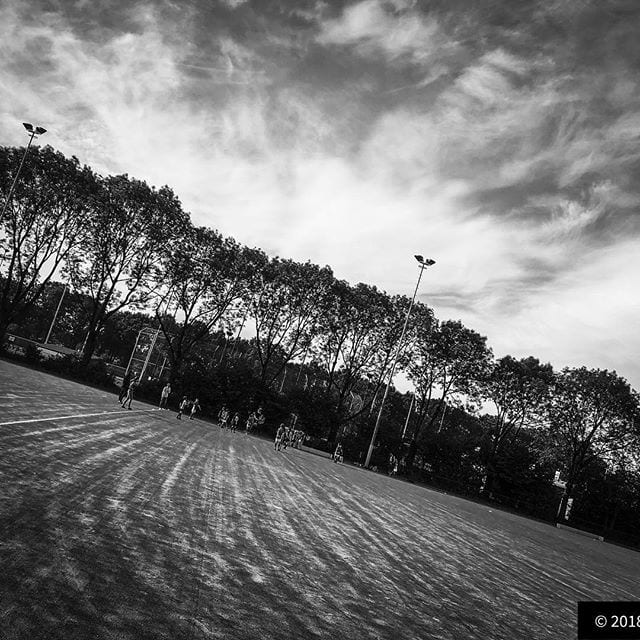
[1, 359, 639, 640]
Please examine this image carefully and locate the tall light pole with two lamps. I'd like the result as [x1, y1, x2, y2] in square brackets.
[364, 254, 435, 469]
[0, 123, 47, 222]
[1, 123, 47, 271]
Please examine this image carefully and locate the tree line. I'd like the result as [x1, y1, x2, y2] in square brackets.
[1, 144, 639, 539]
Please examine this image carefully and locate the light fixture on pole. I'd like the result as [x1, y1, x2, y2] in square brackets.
[364, 254, 435, 468]
[0, 123, 47, 221]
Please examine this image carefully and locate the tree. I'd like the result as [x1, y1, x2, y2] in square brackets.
[7, 279, 89, 348]
[404, 320, 493, 471]
[481, 356, 554, 496]
[73, 174, 190, 364]
[547, 367, 640, 521]
[156, 226, 261, 382]
[313, 281, 410, 441]
[412, 406, 485, 493]
[0, 145, 96, 343]
[99, 310, 155, 366]
[250, 257, 334, 388]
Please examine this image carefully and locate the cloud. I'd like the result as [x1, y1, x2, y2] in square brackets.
[1, 0, 640, 391]
[219, 0, 249, 8]
[476, 239, 640, 387]
[317, 0, 459, 68]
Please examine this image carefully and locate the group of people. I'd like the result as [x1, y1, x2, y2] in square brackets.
[118, 375, 201, 420]
[176, 396, 201, 420]
[218, 405, 266, 434]
[118, 373, 315, 449]
[118, 371, 398, 471]
[217, 406, 239, 431]
[274, 424, 306, 451]
[115, 374, 406, 472]
[160, 383, 201, 421]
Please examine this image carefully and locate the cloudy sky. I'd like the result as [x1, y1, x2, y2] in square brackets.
[1, 0, 639, 388]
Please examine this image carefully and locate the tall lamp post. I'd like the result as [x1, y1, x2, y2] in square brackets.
[364, 255, 435, 469]
[0, 123, 47, 221]
[44, 285, 68, 345]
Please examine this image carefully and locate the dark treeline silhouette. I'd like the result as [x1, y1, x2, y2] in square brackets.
[2, 144, 639, 545]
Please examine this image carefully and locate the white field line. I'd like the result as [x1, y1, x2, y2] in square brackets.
[0, 409, 152, 428]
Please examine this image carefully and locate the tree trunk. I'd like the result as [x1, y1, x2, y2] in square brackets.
[556, 483, 573, 522]
[327, 422, 340, 445]
[404, 402, 444, 472]
[481, 464, 497, 498]
[481, 436, 500, 497]
[404, 434, 421, 475]
[80, 324, 100, 366]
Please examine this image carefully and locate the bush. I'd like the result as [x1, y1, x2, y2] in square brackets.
[24, 343, 43, 364]
[83, 359, 114, 387]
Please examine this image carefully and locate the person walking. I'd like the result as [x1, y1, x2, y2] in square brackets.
[159, 383, 171, 409]
[245, 412, 256, 435]
[176, 396, 189, 420]
[189, 398, 201, 420]
[230, 412, 240, 432]
[275, 423, 286, 451]
[282, 425, 293, 450]
[121, 379, 136, 410]
[219, 407, 229, 430]
[118, 371, 131, 404]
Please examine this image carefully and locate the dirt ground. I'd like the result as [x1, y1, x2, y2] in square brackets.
[1, 359, 638, 639]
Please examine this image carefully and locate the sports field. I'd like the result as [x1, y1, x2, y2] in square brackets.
[0, 359, 638, 640]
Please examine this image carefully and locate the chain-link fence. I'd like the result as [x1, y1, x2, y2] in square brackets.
[126, 327, 170, 383]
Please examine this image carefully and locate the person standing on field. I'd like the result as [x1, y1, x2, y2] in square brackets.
[121, 379, 136, 410]
[119, 371, 131, 404]
[256, 406, 266, 431]
[275, 423, 286, 451]
[190, 398, 201, 420]
[159, 383, 171, 409]
[176, 396, 189, 420]
[219, 406, 229, 430]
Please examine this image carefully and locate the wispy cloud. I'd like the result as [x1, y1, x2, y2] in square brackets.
[317, 0, 460, 69]
[1, 0, 640, 388]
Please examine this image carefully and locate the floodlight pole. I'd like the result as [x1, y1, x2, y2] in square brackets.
[364, 256, 435, 469]
[0, 123, 46, 221]
[44, 285, 68, 345]
[44, 259, 81, 345]
[401, 392, 415, 440]
[125, 329, 145, 377]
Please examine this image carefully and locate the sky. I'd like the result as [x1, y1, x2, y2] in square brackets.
[1, 0, 640, 390]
